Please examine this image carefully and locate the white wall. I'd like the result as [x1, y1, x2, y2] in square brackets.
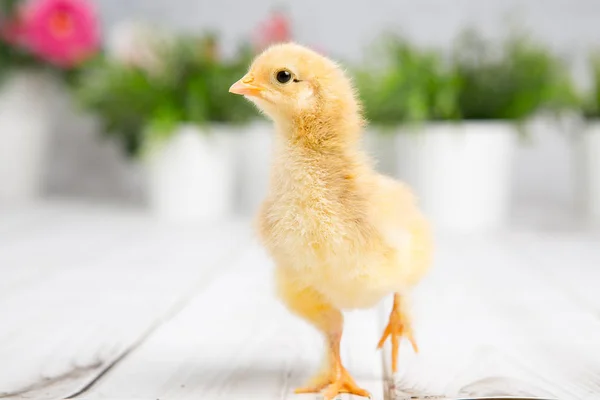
[95, 0, 599, 69]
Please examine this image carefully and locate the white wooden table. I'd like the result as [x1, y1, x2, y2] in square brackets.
[1, 201, 599, 400]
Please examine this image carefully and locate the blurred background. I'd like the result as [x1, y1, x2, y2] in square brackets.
[2, 0, 600, 233]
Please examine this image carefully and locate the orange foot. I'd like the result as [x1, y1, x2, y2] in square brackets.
[295, 365, 371, 400]
[377, 293, 419, 373]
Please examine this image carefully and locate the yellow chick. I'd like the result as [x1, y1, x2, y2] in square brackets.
[229, 43, 432, 400]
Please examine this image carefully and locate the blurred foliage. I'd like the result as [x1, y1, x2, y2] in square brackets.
[452, 28, 579, 122]
[0, 36, 31, 84]
[76, 33, 257, 158]
[0, 42, 82, 87]
[0, 0, 41, 84]
[0, 0, 19, 14]
[583, 52, 600, 119]
[355, 34, 460, 128]
[356, 29, 578, 130]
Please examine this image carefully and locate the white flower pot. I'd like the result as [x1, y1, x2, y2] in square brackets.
[145, 124, 236, 223]
[396, 122, 516, 232]
[235, 121, 273, 215]
[363, 128, 398, 177]
[0, 71, 57, 203]
[579, 121, 600, 223]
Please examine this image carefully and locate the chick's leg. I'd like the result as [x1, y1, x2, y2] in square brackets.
[275, 270, 370, 399]
[295, 326, 370, 399]
[377, 293, 418, 373]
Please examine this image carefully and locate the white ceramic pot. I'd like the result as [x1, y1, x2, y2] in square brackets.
[396, 122, 516, 232]
[579, 121, 600, 223]
[145, 124, 236, 223]
[0, 71, 58, 203]
[362, 128, 398, 177]
[235, 121, 273, 215]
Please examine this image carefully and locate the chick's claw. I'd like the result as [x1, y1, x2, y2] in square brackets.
[376, 312, 418, 350]
[294, 378, 328, 394]
[294, 367, 371, 399]
[377, 303, 419, 373]
[322, 378, 371, 400]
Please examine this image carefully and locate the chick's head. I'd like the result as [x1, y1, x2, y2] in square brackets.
[229, 43, 362, 127]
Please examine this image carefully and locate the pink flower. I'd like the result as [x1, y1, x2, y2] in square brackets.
[18, 0, 100, 67]
[254, 10, 292, 52]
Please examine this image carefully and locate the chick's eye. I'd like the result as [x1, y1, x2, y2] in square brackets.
[276, 70, 292, 84]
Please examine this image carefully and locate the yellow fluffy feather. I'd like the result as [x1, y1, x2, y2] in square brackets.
[229, 42, 433, 400]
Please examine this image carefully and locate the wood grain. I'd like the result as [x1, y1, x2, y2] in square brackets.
[386, 233, 600, 400]
[2, 203, 600, 400]
[75, 245, 385, 400]
[0, 204, 248, 400]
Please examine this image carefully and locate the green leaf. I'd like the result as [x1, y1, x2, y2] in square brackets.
[354, 34, 460, 128]
[452, 28, 578, 124]
[74, 31, 258, 157]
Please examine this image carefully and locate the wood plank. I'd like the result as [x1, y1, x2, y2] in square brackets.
[0, 201, 68, 236]
[4, 203, 597, 400]
[0, 211, 248, 400]
[0, 206, 156, 296]
[386, 233, 600, 400]
[509, 231, 600, 313]
[0, 202, 145, 278]
[76, 245, 385, 400]
[0, 200, 134, 239]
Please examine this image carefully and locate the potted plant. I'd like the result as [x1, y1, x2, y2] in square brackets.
[578, 53, 600, 223]
[360, 30, 576, 232]
[355, 34, 460, 177]
[77, 29, 256, 222]
[427, 29, 577, 232]
[0, 0, 99, 203]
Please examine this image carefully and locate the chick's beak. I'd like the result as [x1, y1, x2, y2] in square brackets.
[229, 75, 265, 97]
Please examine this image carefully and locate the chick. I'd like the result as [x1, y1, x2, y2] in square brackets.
[229, 43, 432, 399]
